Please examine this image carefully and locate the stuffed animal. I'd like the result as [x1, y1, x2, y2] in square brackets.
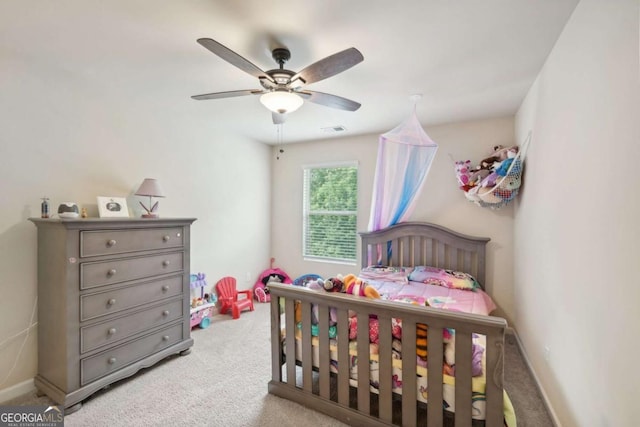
[322, 276, 344, 292]
[480, 171, 499, 188]
[499, 175, 522, 191]
[479, 145, 518, 171]
[468, 168, 490, 187]
[478, 185, 502, 204]
[343, 274, 380, 299]
[305, 278, 325, 292]
[454, 160, 472, 188]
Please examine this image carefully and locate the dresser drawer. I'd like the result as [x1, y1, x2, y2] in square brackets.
[80, 252, 184, 290]
[80, 227, 184, 257]
[80, 298, 184, 353]
[80, 275, 183, 321]
[80, 322, 183, 386]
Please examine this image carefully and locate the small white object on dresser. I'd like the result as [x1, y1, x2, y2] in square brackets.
[29, 217, 197, 413]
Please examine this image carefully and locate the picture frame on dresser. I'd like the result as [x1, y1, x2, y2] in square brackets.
[97, 196, 129, 218]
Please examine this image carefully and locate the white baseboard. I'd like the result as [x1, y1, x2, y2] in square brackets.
[506, 327, 562, 427]
[0, 378, 36, 405]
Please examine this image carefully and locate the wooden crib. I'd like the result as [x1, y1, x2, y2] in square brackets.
[268, 222, 508, 427]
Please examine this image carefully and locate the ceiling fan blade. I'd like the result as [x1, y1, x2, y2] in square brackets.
[191, 89, 264, 100]
[197, 38, 275, 83]
[291, 47, 363, 86]
[298, 90, 361, 111]
[272, 112, 287, 125]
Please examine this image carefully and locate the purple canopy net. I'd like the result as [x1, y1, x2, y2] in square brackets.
[367, 111, 438, 264]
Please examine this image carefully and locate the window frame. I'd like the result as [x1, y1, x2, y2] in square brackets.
[302, 161, 359, 265]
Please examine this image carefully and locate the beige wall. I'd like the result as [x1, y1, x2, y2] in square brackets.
[270, 116, 517, 321]
[514, 1, 640, 425]
[0, 45, 272, 396]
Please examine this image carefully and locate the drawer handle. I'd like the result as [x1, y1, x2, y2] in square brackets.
[107, 268, 117, 277]
[107, 239, 117, 247]
[162, 310, 170, 316]
[162, 260, 170, 267]
[162, 335, 170, 341]
[107, 298, 116, 306]
[161, 285, 169, 292]
[108, 327, 117, 335]
[108, 357, 117, 365]
[163, 235, 170, 242]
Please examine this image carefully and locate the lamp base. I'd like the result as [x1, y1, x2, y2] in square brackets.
[141, 213, 159, 219]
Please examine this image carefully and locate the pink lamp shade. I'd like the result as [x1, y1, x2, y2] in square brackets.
[135, 179, 165, 218]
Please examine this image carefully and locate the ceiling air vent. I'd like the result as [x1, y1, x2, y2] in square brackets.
[321, 125, 347, 133]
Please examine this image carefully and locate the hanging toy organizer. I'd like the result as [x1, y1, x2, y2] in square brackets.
[455, 132, 531, 210]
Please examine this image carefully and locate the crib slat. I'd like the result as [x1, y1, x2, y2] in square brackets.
[449, 248, 459, 271]
[377, 314, 393, 423]
[402, 320, 417, 427]
[270, 296, 282, 382]
[399, 236, 410, 266]
[336, 308, 350, 406]
[356, 311, 370, 414]
[285, 299, 296, 387]
[463, 250, 472, 276]
[390, 239, 399, 266]
[427, 325, 444, 425]
[437, 241, 445, 268]
[318, 304, 331, 399]
[454, 330, 473, 427]
[426, 237, 433, 266]
[302, 302, 313, 392]
[485, 330, 505, 427]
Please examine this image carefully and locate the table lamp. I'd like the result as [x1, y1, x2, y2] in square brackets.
[135, 178, 165, 218]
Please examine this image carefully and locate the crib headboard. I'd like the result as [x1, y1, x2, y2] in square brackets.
[359, 222, 490, 289]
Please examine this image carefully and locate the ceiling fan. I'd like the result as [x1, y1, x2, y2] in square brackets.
[191, 38, 364, 124]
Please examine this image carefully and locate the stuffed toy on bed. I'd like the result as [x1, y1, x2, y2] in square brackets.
[321, 276, 344, 292]
[342, 274, 380, 299]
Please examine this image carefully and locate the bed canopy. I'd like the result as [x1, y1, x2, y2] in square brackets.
[368, 109, 438, 233]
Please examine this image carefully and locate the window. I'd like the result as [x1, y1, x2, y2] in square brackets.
[303, 162, 358, 264]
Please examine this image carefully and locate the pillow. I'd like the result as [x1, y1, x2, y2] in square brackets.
[408, 266, 479, 291]
[358, 266, 409, 284]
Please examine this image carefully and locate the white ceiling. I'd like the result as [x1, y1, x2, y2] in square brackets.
[1, 0, 579, 145]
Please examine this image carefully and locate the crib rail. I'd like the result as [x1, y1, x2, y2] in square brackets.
[268, 283, 507, 427]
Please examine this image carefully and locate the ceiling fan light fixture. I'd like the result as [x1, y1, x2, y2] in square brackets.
[260, 90, 304, 114]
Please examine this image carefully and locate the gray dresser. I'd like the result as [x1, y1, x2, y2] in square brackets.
[29, 217, 197, 413]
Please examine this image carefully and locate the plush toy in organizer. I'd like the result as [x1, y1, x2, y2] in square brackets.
[468, 168, 490, 188]
[342, 274, 380, 299]
[477, 185, 503, 204]
[480, 171, 499, 188]
[454, 160, 472, 188]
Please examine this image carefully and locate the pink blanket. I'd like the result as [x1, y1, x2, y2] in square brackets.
[365, 279, 497, 316]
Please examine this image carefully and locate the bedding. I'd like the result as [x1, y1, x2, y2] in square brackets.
[365, 278, 496, 316]
[408, 266, 480, 291]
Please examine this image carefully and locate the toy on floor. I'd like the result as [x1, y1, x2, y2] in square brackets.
[190, 273, 216, 329]
[253, 257, 292, 303]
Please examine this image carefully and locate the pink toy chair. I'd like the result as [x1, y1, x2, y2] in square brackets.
[216, 276, 254, 319]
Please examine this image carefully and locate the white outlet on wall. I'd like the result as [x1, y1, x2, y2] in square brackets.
[544, 346, 550, 362]
[246, 272, 251, 283]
